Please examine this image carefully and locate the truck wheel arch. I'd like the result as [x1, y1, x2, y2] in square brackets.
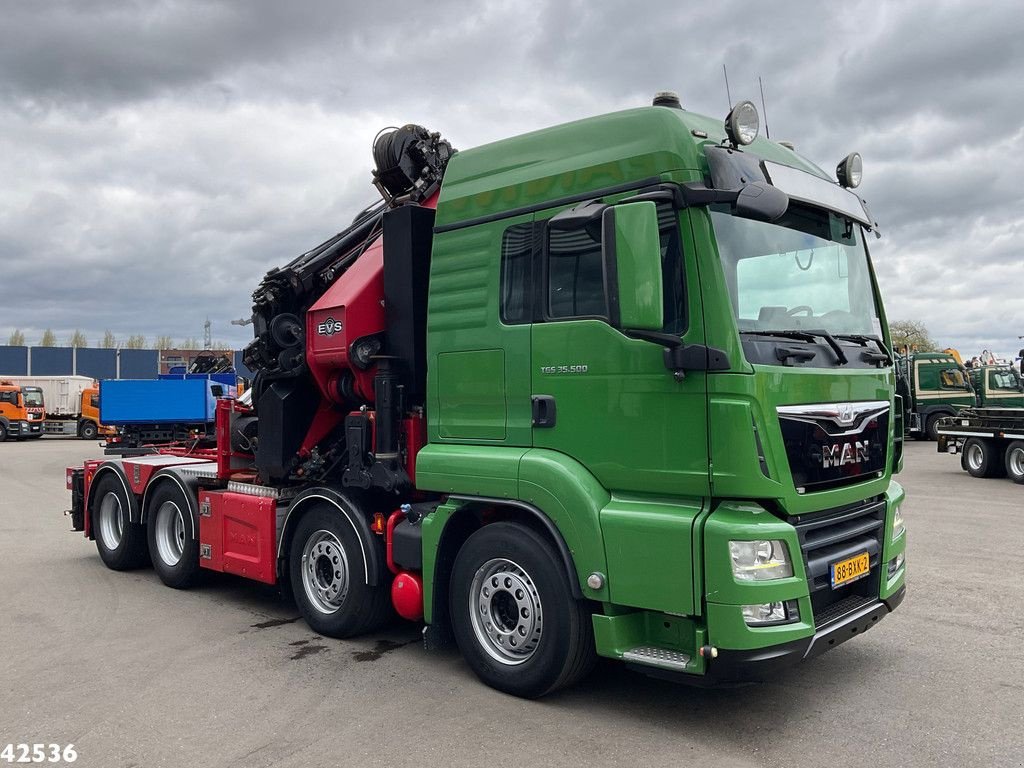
[277, 488, 382, 587]
[427, 498, 584, 638]
[88, 463, 141, 527]
[141, 470, 201, 540]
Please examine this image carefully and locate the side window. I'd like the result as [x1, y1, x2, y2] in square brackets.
[499, 223, 535, 324]
[90, 395, 99, 408]
[0, 391, 10, 404]
[547, 224, 607, 319]
[939, 368, 968, 390]
[658, 203, 686, 334]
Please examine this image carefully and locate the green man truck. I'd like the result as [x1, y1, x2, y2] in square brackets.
[66, 93, 906, 698]
[895, 351, 974, 439]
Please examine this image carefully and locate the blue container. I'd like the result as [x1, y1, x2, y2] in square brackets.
[100, 379, 220, 425]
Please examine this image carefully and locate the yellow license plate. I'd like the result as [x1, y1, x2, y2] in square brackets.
[830, 552, 870, 588]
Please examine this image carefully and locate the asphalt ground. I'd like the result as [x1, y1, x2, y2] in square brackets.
[1, 438, 1021, 768]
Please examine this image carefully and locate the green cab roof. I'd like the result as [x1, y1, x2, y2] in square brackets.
[435, 105, 831, 229]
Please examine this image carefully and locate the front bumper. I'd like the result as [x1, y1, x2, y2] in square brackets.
[705, 585, 905, 681]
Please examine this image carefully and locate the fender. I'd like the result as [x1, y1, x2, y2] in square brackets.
[446, 495, 583, 599]
[88, 462, 141, 525]
[141, 468, 201, 540]
[278, 487, 381, 586]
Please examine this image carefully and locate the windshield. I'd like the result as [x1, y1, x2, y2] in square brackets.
[711, 204, 880, 337]
[990, 369, 1022, 391]
[22, 388, 43, 407]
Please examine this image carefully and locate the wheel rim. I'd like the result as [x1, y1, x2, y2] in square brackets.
[1010, 447, 1024, 477]
[967, 443, 984, 471]
[98, 491, 124, 549]
[469, 558, 543, 666]
[154, 500, 186, 566]
[301, 530, 350, 614]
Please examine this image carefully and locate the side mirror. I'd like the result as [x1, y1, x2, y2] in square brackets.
[603, 201, 663, 331]
[734, 182, 788, 222]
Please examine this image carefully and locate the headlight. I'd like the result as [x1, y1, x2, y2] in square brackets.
[728, 539, 793, 581]
[892, 506, 905, 542]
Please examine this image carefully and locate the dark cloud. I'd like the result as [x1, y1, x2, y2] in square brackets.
[0, 0, 1021, 356]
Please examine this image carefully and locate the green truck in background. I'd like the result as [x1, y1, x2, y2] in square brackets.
[68, 93, 906, 697]
[969, 364, 1024, 408]
[895, 351, 975, 439]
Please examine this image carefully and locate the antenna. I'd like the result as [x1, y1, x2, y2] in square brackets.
[723, 64, 733, 109]
[759, 76, 771, 140]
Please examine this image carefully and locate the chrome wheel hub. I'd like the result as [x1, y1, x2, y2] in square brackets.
[97, 491, 124, 550]
[154, 500, 186, 566]
[301, 530, 350, 614]
[967, 443, 983, 471]
[469, 558, 543, 665]
[1009, 447, 1024, 477]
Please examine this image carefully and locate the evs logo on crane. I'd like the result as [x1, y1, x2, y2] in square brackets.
[316, 317, 343, 336]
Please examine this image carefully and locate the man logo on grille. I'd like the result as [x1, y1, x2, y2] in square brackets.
[823, 440, 870, 468]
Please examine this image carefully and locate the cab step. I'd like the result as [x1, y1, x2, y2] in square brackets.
[621, 645, 691, 672]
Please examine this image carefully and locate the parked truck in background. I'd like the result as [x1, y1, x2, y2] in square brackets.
[895, 351, 974, 439]
[3, 375, 114, 439]
[100, 377, 228, 449]
[968, 364, 1024, 408]
[0, 380, 44, 440]
[936, 408, 1024, 484]
[66, 94, 906, 697]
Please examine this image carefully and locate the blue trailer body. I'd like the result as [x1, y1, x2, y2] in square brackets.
[99, 379, 219, 425]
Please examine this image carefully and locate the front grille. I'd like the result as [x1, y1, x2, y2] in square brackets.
[790, 498, 884, 627]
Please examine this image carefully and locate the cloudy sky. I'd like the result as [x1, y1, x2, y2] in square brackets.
[1, 0, 1022, 356]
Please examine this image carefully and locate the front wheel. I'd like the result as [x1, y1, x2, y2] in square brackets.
[1005, 440, 1024, 484]
[288, 504, 392, 638]
[450, 522, 595, 698]
[925, 414, 944, 441]
[79, 421, 98, 440]
[0, 422, 7, 442]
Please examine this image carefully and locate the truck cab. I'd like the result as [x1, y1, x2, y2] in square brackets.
[0, 382, 44, 441]
[969, 365, 1024, 408]
[896, 352, 974, 439]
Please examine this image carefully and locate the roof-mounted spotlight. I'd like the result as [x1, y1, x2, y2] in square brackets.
[836, 152, 863, 188]
[725, 100, 759, 146]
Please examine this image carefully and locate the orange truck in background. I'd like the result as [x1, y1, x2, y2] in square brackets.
[0, 380, 45, 441]
[1, 375, 114, 440]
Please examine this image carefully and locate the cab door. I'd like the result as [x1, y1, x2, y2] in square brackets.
[529, 201, 709, 497]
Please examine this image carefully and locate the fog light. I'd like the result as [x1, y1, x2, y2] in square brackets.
[729, 539, 793, 581]
[887, 552, 905, 578]
[743, 600, 799, 627]
[892, 505, 905, 542]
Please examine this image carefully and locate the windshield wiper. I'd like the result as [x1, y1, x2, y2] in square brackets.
[833, 333, 893, 365]
[741, 329, 849, 365]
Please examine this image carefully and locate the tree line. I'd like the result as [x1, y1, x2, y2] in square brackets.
[5, 329, 226, 350]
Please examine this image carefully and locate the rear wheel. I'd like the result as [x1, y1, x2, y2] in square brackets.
[963, 438, 1005, 478]
[1005, 441, 1024, 484]
[79, 421, 98, 440]
[146, 483, 201, 588]
[288, 504, 391, 638]
[450, 522, 596, 698]
[92, 474, 148, 570]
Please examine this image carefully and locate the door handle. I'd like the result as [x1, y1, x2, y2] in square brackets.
[531, 395, 556, 428]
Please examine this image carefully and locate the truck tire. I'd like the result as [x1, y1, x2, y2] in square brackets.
[1004, 440, 1024, 484]
[0, 422, 6, 442]
[92, 474, 149, 570]
[925, 414, 944, 441]
[146, 483, 201, 589]
[449, 522, 596, 698]
[79, 421, 98, 440]
[962, 438, 1005, 479]
[288, 504, 392, 638]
